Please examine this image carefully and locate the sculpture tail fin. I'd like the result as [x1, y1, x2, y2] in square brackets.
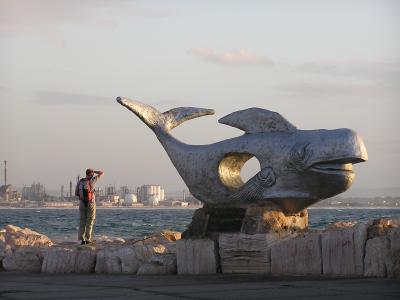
[117, 97, 214, 133]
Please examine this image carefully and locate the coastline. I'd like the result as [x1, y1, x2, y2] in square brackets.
[0, 206, 399, 210]
[0, 206, 200, 210]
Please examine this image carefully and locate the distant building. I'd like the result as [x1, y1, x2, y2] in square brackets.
[119, 186, 130, 198]
[22, 182, 46, 201]
[137, 184, 165, 205]
[105, 186, 116, 196]
[171, 200, 189, 207]
[0, 185, 21, 201]
[123, 193, 138, 206]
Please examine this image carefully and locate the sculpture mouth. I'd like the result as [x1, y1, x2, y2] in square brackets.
[309, 157, 364, 175]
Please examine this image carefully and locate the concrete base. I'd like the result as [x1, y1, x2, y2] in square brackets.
[182, 203, 308, 238]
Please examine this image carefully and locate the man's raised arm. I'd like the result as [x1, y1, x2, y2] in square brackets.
[94, 170, 104, 178]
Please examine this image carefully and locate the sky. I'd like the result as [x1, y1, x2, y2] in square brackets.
[0, 0, 399, 195]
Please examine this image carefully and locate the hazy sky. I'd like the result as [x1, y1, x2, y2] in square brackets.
[0, 0, 399, 194]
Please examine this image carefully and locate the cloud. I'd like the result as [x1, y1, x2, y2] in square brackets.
[33, 91, 187, 108]
[0, 0, 116, 47]
[0, 85, 10, 94]
[275, 82, 399, 98]
[33, 91, 113, 106]
[292, 61, 400, 84]
[0, 0, 184, 46]
[188, 47, 273, 67]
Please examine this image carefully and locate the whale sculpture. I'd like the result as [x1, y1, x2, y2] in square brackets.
[117, 97, 368, 213]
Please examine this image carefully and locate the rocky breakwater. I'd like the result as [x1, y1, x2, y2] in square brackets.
[177, 218, 400, 279]
[1, 219, 399, 279]
[0, 225, 181, 275]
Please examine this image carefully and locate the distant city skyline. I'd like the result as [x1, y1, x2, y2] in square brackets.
[1, 0, 399, 193]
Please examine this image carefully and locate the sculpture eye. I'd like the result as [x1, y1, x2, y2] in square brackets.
[288, 142, 313, 171]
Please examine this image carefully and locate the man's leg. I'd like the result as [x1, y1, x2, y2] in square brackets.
[78, 201, 87, 241]
[84, 201, 96, 242]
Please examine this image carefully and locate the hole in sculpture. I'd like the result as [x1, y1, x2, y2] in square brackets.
[218, 153, 261, 190]
[241, 156, 261, 184]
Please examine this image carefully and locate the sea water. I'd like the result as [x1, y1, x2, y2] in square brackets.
[1, 208, 399, 242]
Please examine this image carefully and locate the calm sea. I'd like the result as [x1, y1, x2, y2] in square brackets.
[1, 208, 399, 242]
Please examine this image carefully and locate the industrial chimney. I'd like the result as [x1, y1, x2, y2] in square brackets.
[4, 160, 7, 186]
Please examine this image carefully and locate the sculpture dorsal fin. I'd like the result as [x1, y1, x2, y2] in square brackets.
[218, 108, 296, 133]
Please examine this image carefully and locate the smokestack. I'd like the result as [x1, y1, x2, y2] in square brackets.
[61, 185, 64, 198]
[4, 160, 7, 186]
[69, 181, 72, 197]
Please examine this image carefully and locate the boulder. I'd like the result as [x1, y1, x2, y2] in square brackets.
[328, 221, 358, 229]
[367, 218, 398, 239]
[0, 229, 9, 262]
[2, 247, 43, 272]
[364, 236, 389, 277]
[96, 235, 125, 245]
[321, 222, 367, 276]
[219, 233, 292, 274]
[4, 224, 53, 248]
[126, 230, 181, 254]
[95, 242, 168, 274]
[95, 245, 140, 274]
[364, 227, 400, 278]
[176, 239, 218, 274]
[137, 254, 177, 275]
[41, 245, 96, 273]
[388, 227, 400, 279]
[271, 232, 322, 275]
[242, 206, 308, 234]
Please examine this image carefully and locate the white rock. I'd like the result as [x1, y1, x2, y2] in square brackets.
[95, 243, 166, 274]
[363, 236, 389, 277]
[177, 239, 217, 274]
[321, 223, 367, 276]
[132, 231, 181, 254]
[271, 232, 322, 275]
[4, 224, 53, 248]
[387, 228, 400, 279]
[0, 229, 8, 261]
[219, 233, 291, 274]
[2, 247, 43, 272]
[96, 235, 125, 245]
[137, 254, 177, 275]
[0, 229, 5, 244]
[95, 245, 137, 274]
[41, 246, 96, 273]
[389, 227, 400, 249]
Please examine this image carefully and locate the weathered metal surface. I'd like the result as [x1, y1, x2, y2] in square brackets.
[117, 97, 368, 213]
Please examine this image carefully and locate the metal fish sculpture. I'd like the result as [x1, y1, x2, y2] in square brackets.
[117, 97, 368, 213]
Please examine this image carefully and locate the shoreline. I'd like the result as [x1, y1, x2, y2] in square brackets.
[0, 206, 200, 210]
[0, 206, 399, 210]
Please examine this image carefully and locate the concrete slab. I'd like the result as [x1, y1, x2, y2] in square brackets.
[0, 272, 399, 300]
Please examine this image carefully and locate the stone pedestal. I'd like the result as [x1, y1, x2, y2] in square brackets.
[322, 222, 368, 276]
[219, 232, 296, 274]
[176, 239, 218, 274]
[182, 203, 308, 239]
[271, 232, 322, 275]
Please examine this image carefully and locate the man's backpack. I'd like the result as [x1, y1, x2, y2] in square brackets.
[76, 178, 94, 204]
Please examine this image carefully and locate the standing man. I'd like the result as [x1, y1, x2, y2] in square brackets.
[75, 168, 104, 245]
